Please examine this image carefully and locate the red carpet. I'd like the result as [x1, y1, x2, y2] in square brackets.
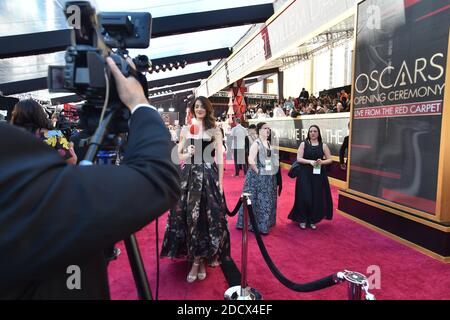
[108, 165, 450, 300]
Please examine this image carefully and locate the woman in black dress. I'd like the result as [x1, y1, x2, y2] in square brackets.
[161, 96, 230, 283]
[288, 125, 333, 229]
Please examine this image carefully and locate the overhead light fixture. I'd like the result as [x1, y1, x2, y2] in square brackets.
[157, 107, 164, 112]
[168, 107, 175, 112]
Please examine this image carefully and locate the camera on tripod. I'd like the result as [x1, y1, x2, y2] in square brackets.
[48, 1, 152, 135]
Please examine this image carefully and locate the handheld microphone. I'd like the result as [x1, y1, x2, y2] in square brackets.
[189, 124, 199, 135]
[188, 123, 199, 159]
[189, 121, 199, 147]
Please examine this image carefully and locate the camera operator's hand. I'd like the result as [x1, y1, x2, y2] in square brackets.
[106, 57, 148, 112]
[126, 57, 137, 70]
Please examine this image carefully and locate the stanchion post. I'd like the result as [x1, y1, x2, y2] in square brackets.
[347, 282, 363, 300]
[338, 271, 375, 300]
[241, 194, 249, 295]
[224, 193, 262, 300]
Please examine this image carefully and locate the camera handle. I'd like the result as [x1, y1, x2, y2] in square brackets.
[80, 110, 153, 301]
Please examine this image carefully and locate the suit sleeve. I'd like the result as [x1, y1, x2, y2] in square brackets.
[339, 136, 349, 165]
[0, 108, 180, 289]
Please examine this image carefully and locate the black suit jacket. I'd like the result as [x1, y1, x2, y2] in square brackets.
[339, 135, 349, 166]
[299, 90, 309, 101]
[0, 107, 180, 299]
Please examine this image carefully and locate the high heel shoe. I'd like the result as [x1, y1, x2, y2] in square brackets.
[187, 262, 200, 283]
[209, 256, 221, 267]
[197, 260, 206, 280]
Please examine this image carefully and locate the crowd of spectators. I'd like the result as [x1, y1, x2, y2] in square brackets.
[242, 88, 351, 120]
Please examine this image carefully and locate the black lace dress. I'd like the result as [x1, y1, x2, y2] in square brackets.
[161, 137, 230, 264]
[288, 141, 333, 224]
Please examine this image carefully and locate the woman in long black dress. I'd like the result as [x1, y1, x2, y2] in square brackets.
[288, 125, 333, 229]
[161, 96, 230, 283]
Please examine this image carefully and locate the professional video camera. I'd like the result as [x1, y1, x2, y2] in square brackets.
[47, 2, 156, 299]
[48, 1, 152, 135]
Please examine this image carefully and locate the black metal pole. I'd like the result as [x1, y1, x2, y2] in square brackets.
[80, 110, 152, 300]
[241, 195, 249, 296]
[347, 282, 363, 300]
[124, 235, 153, 300]
[339, 271, 371, 300]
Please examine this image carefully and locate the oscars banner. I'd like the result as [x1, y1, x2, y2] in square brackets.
[350, 0, 449, 214]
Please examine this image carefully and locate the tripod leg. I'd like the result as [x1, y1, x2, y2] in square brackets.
[124, 234, 153, 300]
[80, 113, 152, 300]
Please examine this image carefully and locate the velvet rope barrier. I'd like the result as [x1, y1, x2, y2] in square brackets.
[223, 195, 376, 299]
[245, 198, 341, 292]
[223, 194, 243, 217]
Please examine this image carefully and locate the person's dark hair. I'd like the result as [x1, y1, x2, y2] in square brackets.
[11, 99, 51, 133]
[307, 125, 323, 144]
[256, 122, 267, 135]
[248, 124, 256, 130]
[190, 96, 216, 130]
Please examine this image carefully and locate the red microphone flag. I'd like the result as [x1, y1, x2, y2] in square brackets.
[190, 124, 199, 135]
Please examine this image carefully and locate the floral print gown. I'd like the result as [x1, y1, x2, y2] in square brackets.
[161, 137, 230, 264]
